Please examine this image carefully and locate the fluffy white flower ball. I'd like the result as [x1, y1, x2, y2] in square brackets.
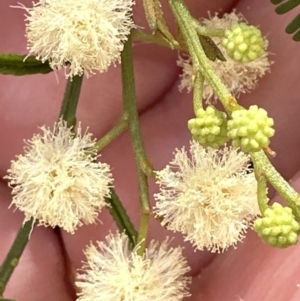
[76, 232, 191, 301]
[17, 0, 136, 77]
[154, 141, 259, 252]
[5, 119, 113, 233]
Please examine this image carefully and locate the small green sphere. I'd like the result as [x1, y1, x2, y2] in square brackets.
[188, 106, 229, 148]
[222, 22, 265, 63]
[227, 105, 275, 153]
[254, 202, 300, 248]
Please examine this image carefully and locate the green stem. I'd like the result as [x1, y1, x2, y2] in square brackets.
[121, 34, 151, 254]
[0, 219, 34, 296]
[251, 151, 300, 219]
[105, 188, 138, 248]
[192, 71, 204, 114]
[132, 29, 181, 50]
[168, 0, 242, 113]
[253, 160, 269, 214]
[0, 54, 52, 75]
[193, 20, 226, 38]
[92, 114, 129, 152]
[135, 171, 151, 255]
[59, 75, 83, 128]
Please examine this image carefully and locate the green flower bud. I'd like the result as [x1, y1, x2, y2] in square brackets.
[188, 106, 229, 149]
[254, 202, 300, 248]
[227, 105, 275, 153]
[222, 22, 265, 63]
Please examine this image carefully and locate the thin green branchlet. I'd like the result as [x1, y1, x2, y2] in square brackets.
[1, 0, 300, 300]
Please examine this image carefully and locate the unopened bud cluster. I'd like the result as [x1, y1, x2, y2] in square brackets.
[222, 22, 265, 63]
[227, 105, 275, 153]
[189, 105, 274, 152]
[188, 106, 228, 148]
[254, 203, 300, 248]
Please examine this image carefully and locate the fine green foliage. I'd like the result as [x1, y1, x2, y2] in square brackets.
[272, 0, 300, 14]
[271, 0, 300, 41]
[286, 13, 300, 41]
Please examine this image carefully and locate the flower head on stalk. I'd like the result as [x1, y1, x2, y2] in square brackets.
[177, 11, 272, 103]
[5, 119, 113, 233]
[154, 141, 259, 252]
[16, 0, 136, 78]
[76, 232, 191, 301]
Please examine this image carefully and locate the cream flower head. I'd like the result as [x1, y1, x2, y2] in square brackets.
[177, 11, 272, 103]
[76, 232, 191, 301]
[5, 119, 113, 233]
[154, 141, 259, 253]
[17, 0, 135, 78]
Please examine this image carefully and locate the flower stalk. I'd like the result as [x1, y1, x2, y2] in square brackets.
[192, 71, 204, 114]
[251, 151, 300, 219]
[253, 160, 269, 214]
[121, 33, 151, 253]
[0, 53, 52, 75]
[92, 114, 129, 152]
[105, 188, 138, 248]
[0, 219, 34, 297]
[59, 75, 83, 128]
[193, 21, 226, 38]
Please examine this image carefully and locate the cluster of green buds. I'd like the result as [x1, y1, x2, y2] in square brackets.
[227, 105, 275, 153]
[188, 106, 228, 149]
[187, 19, 274, 151]
[254, 203, 300, 248]
[188, 105, 275, 152]
[222, 22, 265, 63]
